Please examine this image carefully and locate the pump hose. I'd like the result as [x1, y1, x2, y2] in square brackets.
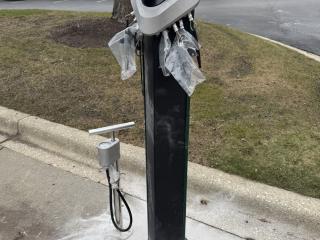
[106, 169, 133, 232]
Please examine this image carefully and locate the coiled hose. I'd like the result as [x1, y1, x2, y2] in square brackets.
[106, 169, 133, 232]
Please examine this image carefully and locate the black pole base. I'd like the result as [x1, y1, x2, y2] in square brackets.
[143, 32, 190, 240]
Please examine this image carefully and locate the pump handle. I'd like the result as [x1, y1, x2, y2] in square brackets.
[89, 122, 135, 136]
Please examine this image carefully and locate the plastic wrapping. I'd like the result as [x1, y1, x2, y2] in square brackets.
[188, 13, 200, 35]
[159, 30, 172, 76]
[165, 42, 205, 96]
[108, 23, 139, 80]
[176, 29, 200, 52]
[108, 164, 120, 189]
[176, 20, 201, 57]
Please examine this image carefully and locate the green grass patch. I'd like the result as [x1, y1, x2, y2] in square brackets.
[0, 10, 320, 198]
[0, 9, 47, 17]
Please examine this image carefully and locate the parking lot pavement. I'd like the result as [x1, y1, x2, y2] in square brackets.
[1, 0, 320, 55]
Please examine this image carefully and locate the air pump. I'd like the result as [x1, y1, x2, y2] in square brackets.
[89, 122, 135, 232]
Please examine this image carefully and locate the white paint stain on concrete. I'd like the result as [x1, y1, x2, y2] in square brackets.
[57, 213, 134, 240]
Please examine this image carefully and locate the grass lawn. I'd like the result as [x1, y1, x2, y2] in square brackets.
[0, 10, 320, 198]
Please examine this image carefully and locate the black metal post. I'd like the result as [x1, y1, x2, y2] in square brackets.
[142, 11, 193, 240]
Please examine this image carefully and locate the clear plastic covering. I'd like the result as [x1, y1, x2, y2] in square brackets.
[165, 41, 205, 96]
[176, 20, 201, 57]
[108, 19, 205, 96]
[176, 29, 200, 53]
[108, 23, 139, 80]
[159, 30, 172, 76]
[108, 164, 120, 189]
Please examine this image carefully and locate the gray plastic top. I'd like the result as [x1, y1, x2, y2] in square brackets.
[131, 0, 200, 35]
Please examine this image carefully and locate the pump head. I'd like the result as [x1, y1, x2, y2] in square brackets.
[89, 122, 135, 169]
[131, 0, 200, 35]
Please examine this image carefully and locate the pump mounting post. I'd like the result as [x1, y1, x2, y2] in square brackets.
[139, 7, 198, 240]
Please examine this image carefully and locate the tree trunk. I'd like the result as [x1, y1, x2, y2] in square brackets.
[112, 0, 133, 23]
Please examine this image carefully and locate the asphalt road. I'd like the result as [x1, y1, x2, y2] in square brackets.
[1, 0, 320, 55]
[198, 0, 320, 55]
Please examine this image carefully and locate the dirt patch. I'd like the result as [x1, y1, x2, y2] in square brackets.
[229, 55, 254, 78]
[50, 18, 126, 48]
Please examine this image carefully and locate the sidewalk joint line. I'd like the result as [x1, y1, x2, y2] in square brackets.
[0, 115, 30, 145]
[186, 215, 248, 240]
[16, 115, 31, 135]
[0, 133, 19, 144]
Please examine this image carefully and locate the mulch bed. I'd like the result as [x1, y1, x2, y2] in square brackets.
[50, 18, 126, 48]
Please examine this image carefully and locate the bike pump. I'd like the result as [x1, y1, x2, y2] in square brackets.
[89, 122, 135, 232]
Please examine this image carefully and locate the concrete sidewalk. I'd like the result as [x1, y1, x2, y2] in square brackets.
[1, 106, 320, 240]
[0, 147, 240, 240]
[0, 144, 319, 240]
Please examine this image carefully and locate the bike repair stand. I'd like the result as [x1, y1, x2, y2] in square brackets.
[131, 0, 201, 239]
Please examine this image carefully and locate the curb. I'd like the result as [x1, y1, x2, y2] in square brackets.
[250, 33, 320, 63]
[0, 106, 320, 238]
[0, 108, 146, 174]
[0, 107, 29, 142]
